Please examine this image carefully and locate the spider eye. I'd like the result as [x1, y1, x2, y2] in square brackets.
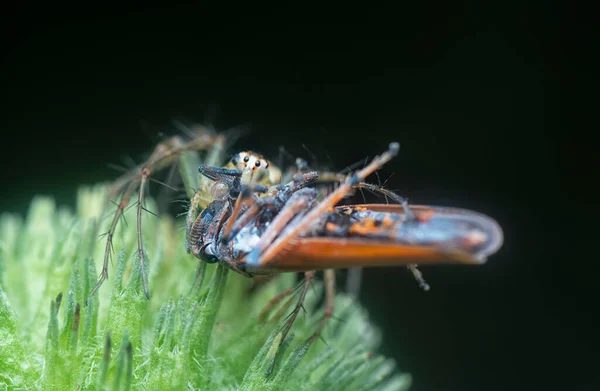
[243, 156, 250, 163]
[231, 154, 239, 165]
[255, 160, 261, 167]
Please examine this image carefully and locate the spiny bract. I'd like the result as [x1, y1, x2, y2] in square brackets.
[0, 185, 411, 390]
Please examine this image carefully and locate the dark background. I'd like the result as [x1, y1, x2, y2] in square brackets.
[1, 3, 594, 391]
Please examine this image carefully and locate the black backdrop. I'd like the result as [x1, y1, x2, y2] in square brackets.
[2, 3, 594, 391]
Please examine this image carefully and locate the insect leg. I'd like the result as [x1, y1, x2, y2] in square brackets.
[185, 191, 204, 254]
[252, 142, 400, 266]
[187, 202, 225, 260]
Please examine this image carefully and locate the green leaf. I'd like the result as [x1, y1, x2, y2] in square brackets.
[0, 178, 409, 390]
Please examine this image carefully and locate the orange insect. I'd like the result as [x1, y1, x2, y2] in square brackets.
[186, 142, 503, 354]
[188, 142, 502, 273]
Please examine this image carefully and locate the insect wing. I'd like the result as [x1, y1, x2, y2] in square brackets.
[263, 204, 503, 272]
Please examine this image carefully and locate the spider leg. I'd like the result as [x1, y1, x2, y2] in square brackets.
[87, 181, 135, 305]
[266, 271, 315, 376]
[88, 127, 222, 304]
[307, 269, 336, 343]
[136, 167, 151, 299]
